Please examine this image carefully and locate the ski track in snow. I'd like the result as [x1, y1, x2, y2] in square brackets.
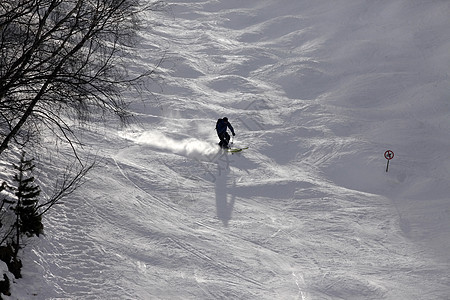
[13, 0, 450, 299]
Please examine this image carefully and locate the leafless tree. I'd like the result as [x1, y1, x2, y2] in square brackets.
[0, 0, 164, 156]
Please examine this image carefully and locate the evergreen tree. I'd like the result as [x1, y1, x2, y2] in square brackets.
[0, 152, 44, 278]
[12, 152, 43, 244]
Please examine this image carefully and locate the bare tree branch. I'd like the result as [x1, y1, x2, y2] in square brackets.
[36, 161, 95, 216]
[0, 0, 163, 155]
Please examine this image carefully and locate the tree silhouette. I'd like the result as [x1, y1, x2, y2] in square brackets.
[12, 152, 43, 241]
[0, 0, 163, 156]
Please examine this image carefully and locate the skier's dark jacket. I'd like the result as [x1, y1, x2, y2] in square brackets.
[216, 118, 235, 136]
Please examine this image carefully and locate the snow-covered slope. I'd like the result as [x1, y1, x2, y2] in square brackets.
[12, 0, 450, 299]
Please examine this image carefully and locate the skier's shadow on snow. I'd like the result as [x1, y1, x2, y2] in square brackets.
[214, 161, 235, 227]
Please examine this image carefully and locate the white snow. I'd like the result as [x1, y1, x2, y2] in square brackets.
[7, 0, 450, 299]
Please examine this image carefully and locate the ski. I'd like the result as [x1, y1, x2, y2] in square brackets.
[226, 147, 248, 153]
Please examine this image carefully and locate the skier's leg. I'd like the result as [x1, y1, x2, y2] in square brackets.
[224, 133, 230, 147]
[218, 133, 226, 147]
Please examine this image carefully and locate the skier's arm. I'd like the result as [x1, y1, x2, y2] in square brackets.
[228, 123, 235, 135]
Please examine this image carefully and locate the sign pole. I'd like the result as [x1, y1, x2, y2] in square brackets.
[384, 150, 394, 172]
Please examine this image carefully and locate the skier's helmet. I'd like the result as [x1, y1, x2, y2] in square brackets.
[223, 117, 228, 122]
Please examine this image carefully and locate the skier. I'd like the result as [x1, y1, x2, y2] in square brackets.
[216, 117, 235, 148]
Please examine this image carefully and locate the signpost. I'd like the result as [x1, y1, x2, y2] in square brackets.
[384, 150, 394, 172]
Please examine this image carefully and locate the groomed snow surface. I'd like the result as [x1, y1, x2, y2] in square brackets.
[9, 0, 450, 299]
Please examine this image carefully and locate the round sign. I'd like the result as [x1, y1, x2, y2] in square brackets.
[384, 150, 394, 160]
